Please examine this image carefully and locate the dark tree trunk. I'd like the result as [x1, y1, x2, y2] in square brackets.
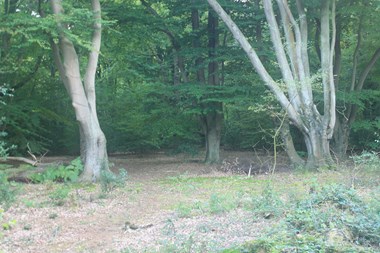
[204, 7, 223, 164]
[332, 118, 349, 160]
[204, 112, 223, 163]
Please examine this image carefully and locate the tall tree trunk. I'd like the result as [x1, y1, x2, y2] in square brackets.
[204, 7, 223, 163]
[50, 0, 109, 181]
[191, 3, 223, 163]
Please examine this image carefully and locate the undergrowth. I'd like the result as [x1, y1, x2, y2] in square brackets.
[0, 172, 17, 210]
[30, 157, 83, 183]
[225, 184, 380, 253]
[100, 168, 128, 193]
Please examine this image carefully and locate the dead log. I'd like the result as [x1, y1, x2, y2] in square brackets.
[4, 156, 39, 166]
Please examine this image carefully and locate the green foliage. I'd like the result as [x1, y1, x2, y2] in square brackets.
[0, 85, 15, 158]
[176, 203, 193, 218]
[169, 143, 200, 157]
[0, 172, 17, 210]
[100, 169, 128, 193]
[2, 218, 16, 231]
[175, 192, 241, 217]
[49, 186, 71, 206]
[351, 119, 380, 152]
[97, 82, 201, 153]
[351, 151, 380, 172]
[249, 184, 284, 218]
[226, 184, 380, 253]
[30, 157, 83, 183]
[209, 193, 237, 214]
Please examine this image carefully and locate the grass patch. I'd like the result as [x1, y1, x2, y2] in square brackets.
[49, 185, 71, 206]
[0, 172, 18, 210]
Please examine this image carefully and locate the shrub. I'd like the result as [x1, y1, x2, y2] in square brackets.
[30, 157, 83, 183]
[250, 184, 284, 218]
[49, 186, 71, 206]
[351, 151, 380, 172]
[226, 184, 379, 252]
[100, 168, 127, 193]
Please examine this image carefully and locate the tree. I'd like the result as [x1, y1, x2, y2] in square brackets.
[190, 1, 224, 163]
[50, 0, 109, 181]
[137, 0, 225, 163]
[331, 0, 380, 158]
[207, 0, 337, 168]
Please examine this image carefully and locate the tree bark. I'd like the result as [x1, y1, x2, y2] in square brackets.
[303, 123, 334, 168]
[50, 0, 109, 181]
[280, 121, 305, 168]
[204, 112, 223, 163]
[332, 118, 350, 160]
[204, 7, 223, 164]
[191, 3, 223, 163]
[207, 0, 336, 169]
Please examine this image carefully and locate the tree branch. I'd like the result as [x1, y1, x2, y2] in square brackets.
[207, 0, 304, 130]
[278, 0, 312, 106]
[327, 0, 336, 137]
[84, 0, 102, 121]
[320, 0, 336, 136]
[264, 0, 302, 109]
[348, 47, 380, 125]
[349, 15, 363, 92]
[12, 56, 43, 90]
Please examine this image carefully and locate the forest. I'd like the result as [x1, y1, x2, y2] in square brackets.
[1, 0, 380, 252]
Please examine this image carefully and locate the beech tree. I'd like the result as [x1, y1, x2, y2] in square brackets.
[207, 0, 337, 168]
[50, 0, 109, 181]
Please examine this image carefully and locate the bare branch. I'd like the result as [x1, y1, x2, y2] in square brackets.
[264, 0, 302, 109]
[277, 0, 313, 106]
[207, 0, 303, 129]
[327, 0, 336, 137]
[350, 15, 363, 92]
[84, 0, 102, 119]
[320, 0, 336, 135]
[356, 48, 380, 91]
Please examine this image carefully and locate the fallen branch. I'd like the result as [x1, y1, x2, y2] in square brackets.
[3, 156, 39, 166]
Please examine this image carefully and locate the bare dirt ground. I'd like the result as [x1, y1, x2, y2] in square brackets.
[0, 151, 355, 253]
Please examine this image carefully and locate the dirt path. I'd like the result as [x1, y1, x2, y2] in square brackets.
[1, 153, 281, 253]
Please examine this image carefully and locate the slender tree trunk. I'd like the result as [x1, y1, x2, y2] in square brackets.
[50, 0, 109, 181]
[204, 7, 223, 163]
[191, 3, 223, 163]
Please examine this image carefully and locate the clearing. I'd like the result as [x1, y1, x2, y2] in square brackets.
[1, 152, 379, 252]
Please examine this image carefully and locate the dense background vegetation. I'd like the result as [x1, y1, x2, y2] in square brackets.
[1, 0, 379, 159]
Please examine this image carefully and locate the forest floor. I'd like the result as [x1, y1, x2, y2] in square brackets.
[1, 151, 379, 253]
